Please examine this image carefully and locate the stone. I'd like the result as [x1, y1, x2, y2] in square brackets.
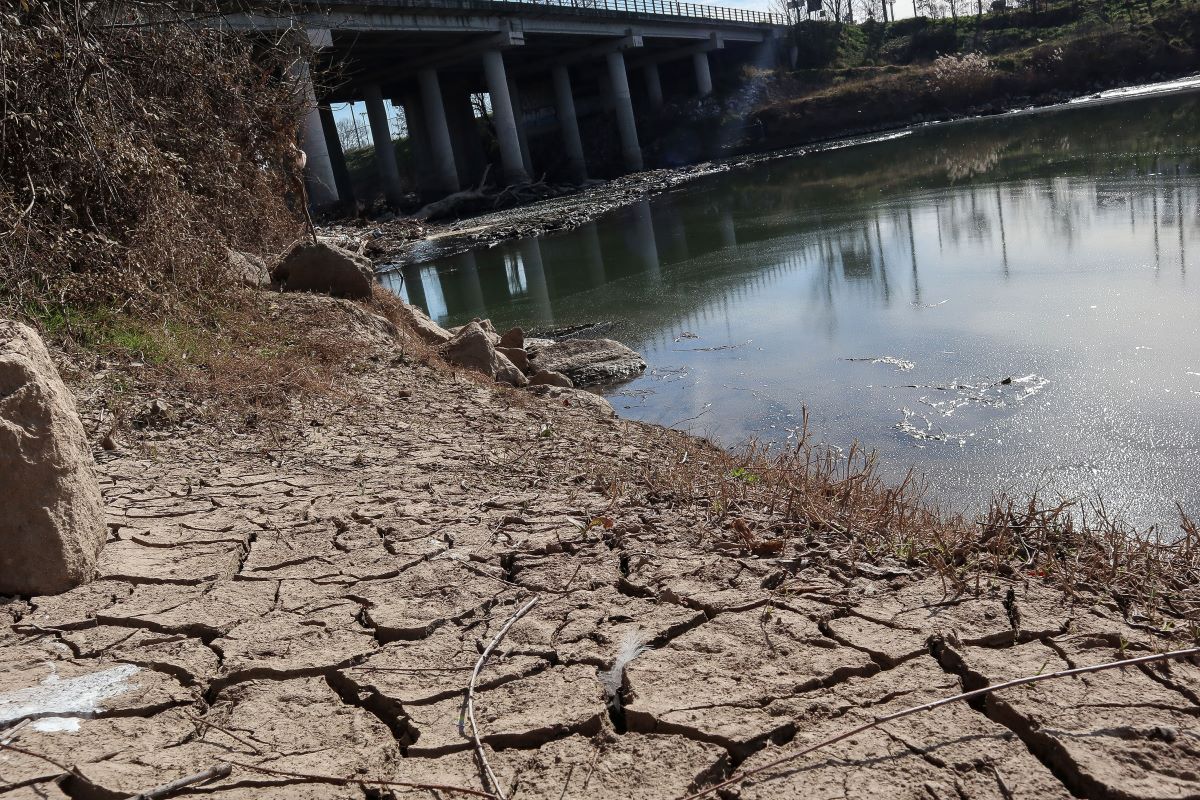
[0, 321, 105, 596]
[395, 303, 451, 345]
[495, 351, 530, 388]
[438, 321, 497, 377]
[529, 369, 573, 388]
[438, 322, 528, 387]
[526, 338, 646, 387]
[225, 248, 270, 289]
[498, 326, 524, 349]
[496, 345, 531, 373]
[270, 239, 374, 299]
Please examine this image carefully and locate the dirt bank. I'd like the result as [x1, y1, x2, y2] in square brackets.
[1, 295, 1196, 800]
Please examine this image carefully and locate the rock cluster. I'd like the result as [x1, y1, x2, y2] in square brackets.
[0, 320, 106, 595]
[420, 311, 645, 393]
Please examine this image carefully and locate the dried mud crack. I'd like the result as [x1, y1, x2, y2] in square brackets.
[2, 296, 1198, 800]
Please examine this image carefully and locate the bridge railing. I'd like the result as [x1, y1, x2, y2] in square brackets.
[369, 0, 786, 25]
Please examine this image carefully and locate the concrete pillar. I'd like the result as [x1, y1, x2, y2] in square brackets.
[605, 50, 643, 173]
[551, 65, 587, 184]
[318, 105, 355, 205]
[693, 51, 713, 97]
[418, 67, 460, 194]
[446, 87, 487, 186]
[401, 92, 437, 196]
[507, 78, 535, 177]
[364, 84, 404, 206]
[718, 207, 737, 249]
[481, 49, 530, 185]
[295, 59, 338, 208]
[643, 63, 664, 110]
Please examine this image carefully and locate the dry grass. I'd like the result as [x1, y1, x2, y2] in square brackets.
[618, 413, 1199, 637]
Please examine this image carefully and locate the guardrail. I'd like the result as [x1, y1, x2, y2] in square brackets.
[369, 0, 786, 25]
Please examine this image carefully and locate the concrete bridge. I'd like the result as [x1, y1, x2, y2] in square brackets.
[247, 0, 788, 206]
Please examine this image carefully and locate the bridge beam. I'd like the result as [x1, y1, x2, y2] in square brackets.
[417, 67, 461, 194]
[482, 49, 531, 185]
[363, 84, 405, 205]
[551, 64, 587, 183]
[604, 50, 643, 173]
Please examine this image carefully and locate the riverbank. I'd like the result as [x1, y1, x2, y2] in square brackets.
[2, 293, 1198, 799]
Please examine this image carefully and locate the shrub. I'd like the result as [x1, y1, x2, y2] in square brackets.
[1, 2, 306, 321]
[929, 52, 998, 101]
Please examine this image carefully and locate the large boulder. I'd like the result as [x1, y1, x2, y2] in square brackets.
[0, 321, 106, 596]
[270, 240, 374, 299]
[526, 338, 646, 387]
[438, 322, 527, 387]
[529, 370, 574, 388]
[496, 346, 530, 374]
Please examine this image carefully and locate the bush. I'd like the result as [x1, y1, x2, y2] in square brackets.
[1, 2, 306, 320]
[929, 52, 998, 101]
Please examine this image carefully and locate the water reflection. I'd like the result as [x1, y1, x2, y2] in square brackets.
[382, 92, 1200, 526]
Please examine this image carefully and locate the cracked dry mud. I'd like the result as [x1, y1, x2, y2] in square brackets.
[2, 299, 1199, 800]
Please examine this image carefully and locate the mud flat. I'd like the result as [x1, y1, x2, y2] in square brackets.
[1, 295, 1197, 800]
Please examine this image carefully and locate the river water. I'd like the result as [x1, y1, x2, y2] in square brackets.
[383, 89, 1200, 527]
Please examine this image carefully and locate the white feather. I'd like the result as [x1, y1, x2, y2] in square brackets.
[599, 629, 651, 708]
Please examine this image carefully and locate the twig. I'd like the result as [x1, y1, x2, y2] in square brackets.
[679, 646, 1200, 800]
[468, 595, 541, 800]
[221, 759, 496, 798]
[176, 709, 265, 754]
[129, 763, 232, 799]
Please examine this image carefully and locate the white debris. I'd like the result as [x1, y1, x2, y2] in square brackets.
[0, 663, 140, 733]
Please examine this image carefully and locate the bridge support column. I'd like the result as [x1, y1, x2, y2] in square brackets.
[693, 51, 713, 97]
[401, 92, 436, 197]
[643, 63, 664, 110]
[507, 77, 534, 177]
[482, 49, 531, 186]
[551, 65, 587, 184]
[364, 84, 405, 206]
[295, 59, 338, 208]
[318, 105, 355, 205]
[605, 50, 643, 173]
[418, 67, 460, 195]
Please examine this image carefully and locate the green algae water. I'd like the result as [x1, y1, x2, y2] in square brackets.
[383, 88, 1200, 526]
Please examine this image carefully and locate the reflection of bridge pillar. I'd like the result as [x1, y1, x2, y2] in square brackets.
[364, 84, 405, 206]
[517, 239, 554, 325]
[581, 223, 606, 287]
[482, 50, 531, 186]
[453, 252, 486, 316]
[401, 92, 436, 196]
[605, 51, 643, 173]
[295, 59, 338, 208]
[400, 264, 428, 312]
[630, 201, 660, 280]
[551, 65, 587, 184]
[693, 51, 713, 97]
[718, 207, 737, 249]
[643, 63, 664, 110]
[418, 67, 460, 194]
[318, 105, 355, 205]
[508, 78, 535, 177]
